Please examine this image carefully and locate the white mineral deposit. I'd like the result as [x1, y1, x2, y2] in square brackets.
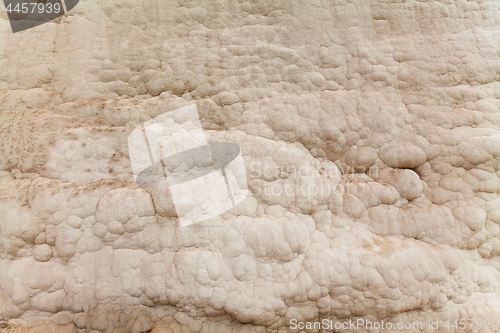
[0, 0, 500, 332]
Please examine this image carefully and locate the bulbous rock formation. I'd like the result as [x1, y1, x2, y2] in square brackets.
[1, 0, 500, 332]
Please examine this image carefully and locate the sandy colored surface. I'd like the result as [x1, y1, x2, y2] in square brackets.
[1, 0, 500, 332]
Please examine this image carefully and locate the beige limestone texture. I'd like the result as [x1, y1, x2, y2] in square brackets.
[1, 0, 500, 332]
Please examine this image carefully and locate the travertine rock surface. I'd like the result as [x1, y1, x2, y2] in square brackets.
[1, 0, 500, 332]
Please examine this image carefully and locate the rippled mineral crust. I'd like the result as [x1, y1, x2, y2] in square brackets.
[1, 0, 500, 332]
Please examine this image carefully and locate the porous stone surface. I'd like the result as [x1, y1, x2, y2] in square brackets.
[1, 0, 500, 332]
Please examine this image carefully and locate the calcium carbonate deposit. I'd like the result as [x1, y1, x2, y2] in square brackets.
[1, 0, 500, 332]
